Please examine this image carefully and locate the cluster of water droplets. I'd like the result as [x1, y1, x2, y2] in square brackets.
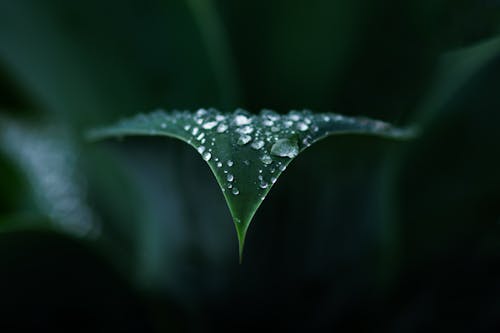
[130, 108, 396, 199]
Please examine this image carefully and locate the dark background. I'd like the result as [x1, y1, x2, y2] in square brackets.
[0, 0, 500, 331]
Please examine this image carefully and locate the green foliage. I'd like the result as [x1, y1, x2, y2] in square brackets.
[0, 0, 499, 330]
[89, 109, 413, 257]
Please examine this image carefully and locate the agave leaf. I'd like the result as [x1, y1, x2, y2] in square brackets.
[88, 109, 414, 258]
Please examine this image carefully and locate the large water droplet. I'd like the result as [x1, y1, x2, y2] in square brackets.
[227, 173, 234, 182]
[217, 161, 222, 168]
[232, 187, 240, 195]
[237, 134, 252, 145]
[197, 146, 206, 154]
[271, 138, 299, 158]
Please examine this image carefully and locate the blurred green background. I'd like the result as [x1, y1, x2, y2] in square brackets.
[1, 0, 500, 331]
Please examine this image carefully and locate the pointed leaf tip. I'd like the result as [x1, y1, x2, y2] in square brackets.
[88, 108, 414, 259]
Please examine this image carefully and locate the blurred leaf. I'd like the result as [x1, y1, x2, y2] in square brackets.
[0, 116, 99, 237]
[417, 35, 500, 122]
[88, 108, 413, 258]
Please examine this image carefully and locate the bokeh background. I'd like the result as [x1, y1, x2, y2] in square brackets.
[1, 0, 500, 331]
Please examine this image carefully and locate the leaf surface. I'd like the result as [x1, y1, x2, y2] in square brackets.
[88, 109, 414, 258]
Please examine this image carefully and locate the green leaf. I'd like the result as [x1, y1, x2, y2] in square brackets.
[88, 109, 414, 258]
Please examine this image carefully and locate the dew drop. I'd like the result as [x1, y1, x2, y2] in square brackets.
[238, 126, 254, 134]
[296, 122, 309, 131]
[259, 181, 268, 189]
[262, 119, 274, 127]
[227, 160, 234, 167]
[237, 134, 252, 145]
[227, 173, 234, 182]
[283, 120, 293, 128]
[202, 152, 211, 161]
[232, 187, 239, 195]
[217, 162, 222, 168]
[184, 125, 191, 131]
[202, 121, 218, 130]
[160, 123, 167, 129]
[216, 123, 228, 133]
[192, 127, 199, 135]
[261, 154, 272, 165]
[196, 132, 205, 141]
[271, 138, 299, 158]
[197, 146, 206, 154]
[271, 177, 277, 184]
[234, 115, 252, 126]
[251, 140, 265, 150]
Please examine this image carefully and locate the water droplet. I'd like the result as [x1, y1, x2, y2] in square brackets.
[202, 121, 218, 130]
[232, 187, 239, 195]
[227, 173, 234, 182]
[279, 164, 287, 171]
[296, 122, 308, 131]
[217, 162, 222, 168]
[196, 108, 207, 117]
[271, 138, 299, 158]
[262, 119, 274, 127]
[216, 123, 228, 133]
[271, 126, 280, 132]
[197, 146, 206, 154]
[192, 127, 199, 135]
[215, 114, 225, 122]
[234, 115, 252, 126]
[259, 181, 268, 189]
[196, 132, 205, 141]
[160, 123, 167, 129]
[238, 125, 254, 134]
[202, 152, 211, 161]
[243, 160, 250, 166]
[227, 160, 234, 167]
[271, 177, 277, 184]
[289, 113, 301, 121]
[283, 120, 293, 128]
[251, 140, 264, 150]
[184, 124, 191, 131]
[228, 183, 233, 189]
[237, 134, 252, 145]
[261, 154, 272, 165]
